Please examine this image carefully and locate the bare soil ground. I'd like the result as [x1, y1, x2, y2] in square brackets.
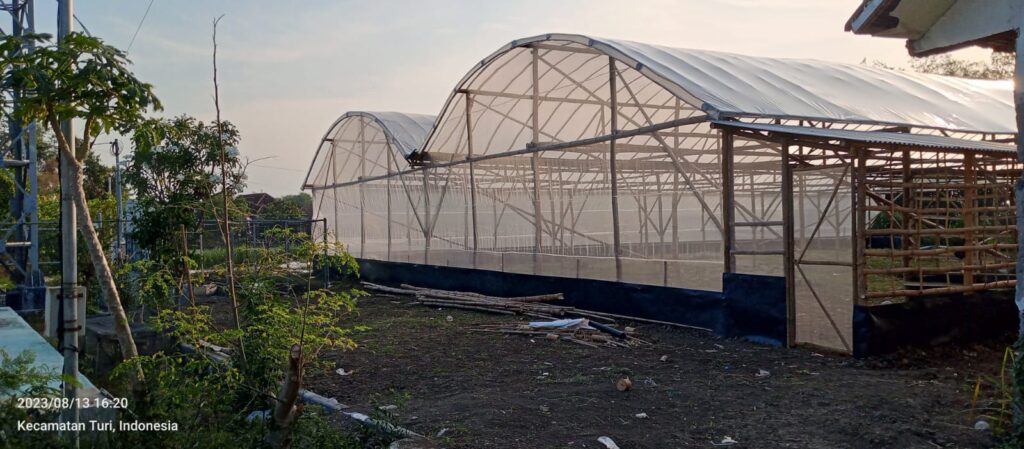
[305, 294, 1007, 449]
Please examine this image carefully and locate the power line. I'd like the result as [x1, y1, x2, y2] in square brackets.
[251, 163, 304, 173]
[125, 0, 154, 53]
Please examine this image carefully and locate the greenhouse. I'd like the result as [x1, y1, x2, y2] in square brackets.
[303, 34, 1019, 354]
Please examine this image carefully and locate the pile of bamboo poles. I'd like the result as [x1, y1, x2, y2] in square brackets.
[360, 282, 712, 333]
[469, 322, 651, 349]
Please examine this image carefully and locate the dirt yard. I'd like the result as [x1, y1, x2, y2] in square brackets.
[306, 293, 1008, 449]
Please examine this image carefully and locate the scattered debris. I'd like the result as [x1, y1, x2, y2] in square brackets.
[597, 436, 621, 449]
[361, 282, 713, 332]
[388, 437, 439, 449]
[639, 377, 658, 387]
[445, 315, 453, 322]
[659, 355, 669, 362]
[616, 377, 633, 392]
[335, 368, 353, 376]
[378, 404, 398, 411]
[539, 405, 550, 413]
[712, 436, 739, 446]
[635, 412, 649, 419]
[974, 419, 990, 431]
[470, 320, 650, 349]
[755, 369, 771, 378]
[435, 428, 448, 437]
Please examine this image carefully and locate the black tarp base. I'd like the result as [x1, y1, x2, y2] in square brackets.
[351, 259, 1016, 356]
[356, 259, 787, 346]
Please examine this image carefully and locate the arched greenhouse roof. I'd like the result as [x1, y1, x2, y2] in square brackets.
[303, 111, 435, 189]
[419, 33, 1014, 158]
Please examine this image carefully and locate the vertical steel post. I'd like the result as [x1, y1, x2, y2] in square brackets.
[386, 136, 393, 261]
[530, 47, 543, 274]
[358, 118, 366, 258]
[464, 94, 478, 266]
[57, 0, 80, 442]
[4, 0, 42, 295]
[608, 58, 622, 281]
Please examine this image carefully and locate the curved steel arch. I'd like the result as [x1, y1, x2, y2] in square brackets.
[302, 111, 435, 189]
[416, 33, 1014, 159]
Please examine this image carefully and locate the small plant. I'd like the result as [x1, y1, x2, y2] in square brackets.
[0, 350, 63, 449]
[104, 226, 366, 448]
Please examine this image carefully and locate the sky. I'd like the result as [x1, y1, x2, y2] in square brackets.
[26, 0, 992, 196]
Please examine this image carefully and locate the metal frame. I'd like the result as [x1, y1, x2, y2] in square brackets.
[0, 0, 43, 306]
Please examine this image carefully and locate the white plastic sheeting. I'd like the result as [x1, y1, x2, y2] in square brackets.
[303, 111, 435, 189]
[424, 33, 1013, 151]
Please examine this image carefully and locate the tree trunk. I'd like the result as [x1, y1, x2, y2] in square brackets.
[68, 160, 143, 381]
[266, 344, 303, 447]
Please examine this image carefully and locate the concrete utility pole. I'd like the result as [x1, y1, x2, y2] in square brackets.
[57, 0, 80, 443]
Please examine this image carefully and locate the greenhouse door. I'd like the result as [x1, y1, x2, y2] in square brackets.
[789, 160, 854, 353]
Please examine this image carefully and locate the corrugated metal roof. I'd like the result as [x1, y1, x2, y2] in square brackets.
[712, 121, 1015, 154]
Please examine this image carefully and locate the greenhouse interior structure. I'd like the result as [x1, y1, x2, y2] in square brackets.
[303, 34, 1020, 355]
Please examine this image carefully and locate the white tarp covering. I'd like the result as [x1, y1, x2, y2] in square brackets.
[303, 111, 435, 188]
[452, 34, 1014, 135]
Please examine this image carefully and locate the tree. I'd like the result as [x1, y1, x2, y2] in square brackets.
[3, 32, 161, 378]
[127, 115, 245, 258]
[258, 193, 312, 221]
[910, 51, 1013, 79]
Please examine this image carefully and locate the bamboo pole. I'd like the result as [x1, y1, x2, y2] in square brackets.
[864, 262, 1015, 275]
[863, 225, 1017, 235]
[853, 146, 867, 305]
[782, 140, 796, 347]
[864, 279, 1016, 299]
[865, 243, 1016, 257]
[964, 153, 977, 289]
[722, 130, 735, 273]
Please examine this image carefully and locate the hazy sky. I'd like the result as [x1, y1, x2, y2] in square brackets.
[27, 0, 990, 196]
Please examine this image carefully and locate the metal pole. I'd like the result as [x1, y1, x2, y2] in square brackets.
[608, 58, 622, 282]
[57, 0, 80, 443]
[530, 48, 543, 274]
[112, 139, 124, 261]
[322, 218, 329, 287]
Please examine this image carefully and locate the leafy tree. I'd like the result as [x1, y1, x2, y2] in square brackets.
[910, 51, 1013, 80]
[127, 115, 246, 258]
[258, 193, 312, 221]
[82, 150, 114, 199]
[3, 32, 161, 381]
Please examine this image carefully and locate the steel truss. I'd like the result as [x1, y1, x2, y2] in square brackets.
[0, 0, 43, 308]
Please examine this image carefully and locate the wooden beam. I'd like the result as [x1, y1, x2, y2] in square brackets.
[781, 139, 796, 348]
[722, 130, 736, 273]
